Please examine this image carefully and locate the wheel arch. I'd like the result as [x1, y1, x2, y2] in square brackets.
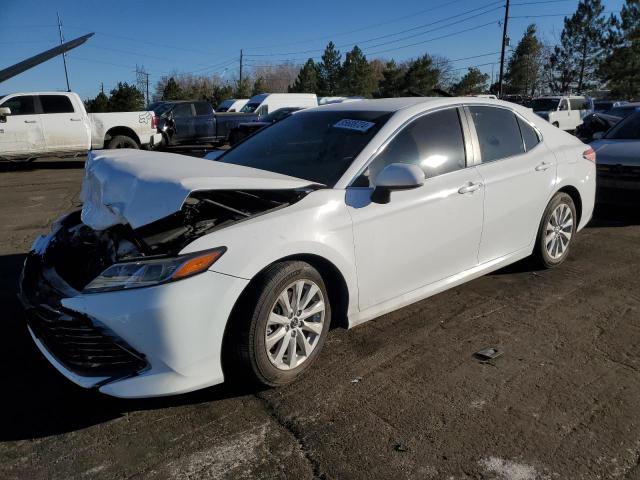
[103, 126, 141, 147]
[556, 185, 582, 226]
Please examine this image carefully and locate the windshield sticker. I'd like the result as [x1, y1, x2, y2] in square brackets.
[333, 119, 376, 132]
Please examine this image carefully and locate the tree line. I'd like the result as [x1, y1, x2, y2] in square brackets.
[85, 0, 639, 112]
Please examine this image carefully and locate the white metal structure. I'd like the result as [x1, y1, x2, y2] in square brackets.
[532, 95, 592, 131]
[21, 97, 595, 398]
[240, 93, 318, 115]
[216, 98, 248, 112]
[0, 92, 161, 160]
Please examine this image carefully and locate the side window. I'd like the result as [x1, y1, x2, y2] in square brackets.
[1, 95, 36, 115]
[469, 106, 525, 163]
[172, 103, 193, 118]
[517, 117, 540, 151]
[365, 108, 467, 186]
[569, 98, 586, 110]
[559, 100, 568, 111]
[194, 102, 212, 116]
[40, 95, 75, 114]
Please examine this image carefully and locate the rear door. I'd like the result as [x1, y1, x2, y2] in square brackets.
[468, 105, 556, 263]
[0, 95, 45, 156]
[193, 102, 215, 141]
[39, 94, 89, 151]
[171, 103, 195, 143]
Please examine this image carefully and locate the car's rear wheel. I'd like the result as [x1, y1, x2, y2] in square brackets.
[533, 192, 576, 268]
[226, 261, 331, 387]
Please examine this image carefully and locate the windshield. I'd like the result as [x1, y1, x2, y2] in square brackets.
[605, 111, 640, 140]
[240, 102, 260, 113]
[218, 110, 393, 186]
[532, 99, 560, 111]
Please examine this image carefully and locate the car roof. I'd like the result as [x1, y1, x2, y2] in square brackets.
[312, 97, 450, 112]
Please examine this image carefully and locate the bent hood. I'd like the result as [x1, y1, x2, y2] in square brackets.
[81, 149, 318, 230]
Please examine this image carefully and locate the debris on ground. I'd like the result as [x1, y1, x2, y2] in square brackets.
[474, 347, 503, 362]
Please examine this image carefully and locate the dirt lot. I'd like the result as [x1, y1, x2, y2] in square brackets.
[1, 158, 640, 480]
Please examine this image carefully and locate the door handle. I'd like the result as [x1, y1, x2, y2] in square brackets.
[24, 120, 37, 124]
[458, 182, 483, 194]
[70, 118, 82, 121]
[535, 162, 552, 171]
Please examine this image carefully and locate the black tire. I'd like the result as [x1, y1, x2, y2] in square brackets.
[552, 122, 560, 128]
[107, 135, 139, 149]
[225, 261, 331, 387]
[533, 192, 577, 269]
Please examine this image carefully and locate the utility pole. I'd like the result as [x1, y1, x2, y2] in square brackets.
[146, 73, 149, 107]
[57, 12, 70, 91]
[498, 0, 510, 98]
[100, 82, 104, 94]
[239, 49, 243, 89]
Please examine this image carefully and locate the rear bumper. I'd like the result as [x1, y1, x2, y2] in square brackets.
[20, 252, 249, 398]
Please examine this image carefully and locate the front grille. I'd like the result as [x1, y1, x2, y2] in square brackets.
[21, 254, 147, 377]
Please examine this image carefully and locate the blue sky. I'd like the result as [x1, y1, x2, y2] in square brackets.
[1, 0, 625, 100]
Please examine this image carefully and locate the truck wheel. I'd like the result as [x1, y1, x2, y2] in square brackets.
[107, 135, 139, 149]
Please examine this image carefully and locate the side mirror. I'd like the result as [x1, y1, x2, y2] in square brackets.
[371, 163, 425, 204]
[592, 131, 604, 140]
[0, 107, 11, 116]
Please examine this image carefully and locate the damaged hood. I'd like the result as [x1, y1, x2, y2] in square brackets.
[81, 149, 318, 230]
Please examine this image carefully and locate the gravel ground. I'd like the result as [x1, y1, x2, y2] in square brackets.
[1, 157, 640, 480]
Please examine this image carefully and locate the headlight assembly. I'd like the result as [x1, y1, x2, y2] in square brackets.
[83, 247, 226, 293]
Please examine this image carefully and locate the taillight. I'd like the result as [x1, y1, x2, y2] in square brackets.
[583, 147, 596, 162]
[151, 115, 158, 129]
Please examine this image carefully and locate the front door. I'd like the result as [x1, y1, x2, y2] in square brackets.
[347, 107, 484, 311]
[0, 95, 45, 157]
[171, 103, 195, 143]
[466, 106, 556, 263]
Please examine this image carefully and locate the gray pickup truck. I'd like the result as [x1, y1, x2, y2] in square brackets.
[150, 101, 258, 147]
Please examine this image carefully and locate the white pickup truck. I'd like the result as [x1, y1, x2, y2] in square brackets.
[0, 91, 162, 161]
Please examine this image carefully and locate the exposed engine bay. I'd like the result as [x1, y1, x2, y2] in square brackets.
[43, 188, 311, 291]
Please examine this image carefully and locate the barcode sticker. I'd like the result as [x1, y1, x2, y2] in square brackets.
[333, 119, 376, 132]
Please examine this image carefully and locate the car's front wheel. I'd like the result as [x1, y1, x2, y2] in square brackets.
[534, 192, 577, 268]
[226, 261, 331, 387]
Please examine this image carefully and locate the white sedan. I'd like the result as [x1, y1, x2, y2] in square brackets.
[20, 98, 596, 398]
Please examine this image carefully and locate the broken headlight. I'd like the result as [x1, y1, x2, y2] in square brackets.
[83, 247, 226, 293]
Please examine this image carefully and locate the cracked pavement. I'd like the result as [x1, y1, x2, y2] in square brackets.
[1, 158, 640, 479]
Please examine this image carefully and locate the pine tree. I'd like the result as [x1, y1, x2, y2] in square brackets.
[452, 68, 489, 95]
[505, 24, 543, 96]
[234, 77, 252, 98]
[252, 76, 267, 96]
[339, 46, 376, 97]
[162, 77, 183, 100]
[108, 82, 145, 111]
[85, 91, 109, 112]
[377, 61, 405, 97]
[551, 0, 607, 93]
[402, 55, 440, 95]
[600, 0, 640, 99]
[290, 59, 319, 93]
[317, 42, 342, 96]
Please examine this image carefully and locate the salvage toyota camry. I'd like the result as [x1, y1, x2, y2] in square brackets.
[20, 98, 596, 398]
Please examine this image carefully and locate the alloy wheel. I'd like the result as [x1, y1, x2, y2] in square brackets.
[545, 203, 573, 259]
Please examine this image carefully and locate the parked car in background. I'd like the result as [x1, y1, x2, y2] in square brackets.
[605, 102, 640, 118]
[240, 93, 318, 115]
[591, 111, 640, 205]
[533, 95, 592, 131]
[0, 92, 161, 161]
[318, 96, 364, 105]
[576, 112, 622, 142]
[216, 98, 248, 113]
[228, 107, 303, 145]
[20, 97, 594, 398]
[593, 100, 627, 113]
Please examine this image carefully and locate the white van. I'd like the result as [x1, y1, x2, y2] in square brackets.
[216, 99, 248, 113]
[240, 93, 318, 115]
[532, 95, 592, 131]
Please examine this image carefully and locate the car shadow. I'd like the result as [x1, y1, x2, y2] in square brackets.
[0, 159, 86, 172]
[587, 203, 640, 228]
[0, 253, 262, 441]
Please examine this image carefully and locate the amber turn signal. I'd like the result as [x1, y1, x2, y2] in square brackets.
[171, 248, 226, 280]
